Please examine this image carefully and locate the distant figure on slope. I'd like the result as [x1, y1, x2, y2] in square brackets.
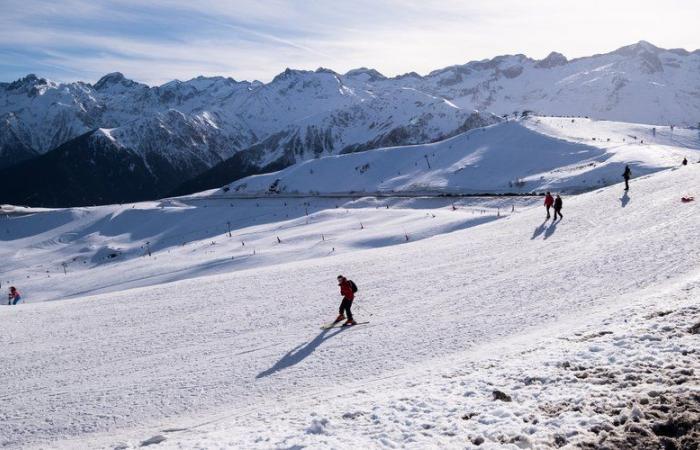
[553, 195, 563, 221]
[682, 157, 688, 166]
[7, 286, 21, 305]
[335, 275, 357, 326]
[622, 165, 632, 191]
[544, 192, 554, 220]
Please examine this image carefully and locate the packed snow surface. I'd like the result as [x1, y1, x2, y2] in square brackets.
[1, 196, 525, 302]
[1, 161, 698, 448]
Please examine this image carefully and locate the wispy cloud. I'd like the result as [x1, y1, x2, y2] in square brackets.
[1, 0, 698, 85]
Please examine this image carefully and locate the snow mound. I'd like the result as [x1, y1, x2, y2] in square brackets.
[220, 117, 700, 196]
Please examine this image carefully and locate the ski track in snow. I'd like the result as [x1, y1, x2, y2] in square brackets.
[138, 284, 699, 450]
[1, 165, 699, 449]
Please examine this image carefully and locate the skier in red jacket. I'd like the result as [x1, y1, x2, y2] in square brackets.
[544, 192, 554, 219]
[335, 275, 357, 326]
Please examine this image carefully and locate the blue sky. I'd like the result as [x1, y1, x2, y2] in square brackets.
[1, 0, 699, 85]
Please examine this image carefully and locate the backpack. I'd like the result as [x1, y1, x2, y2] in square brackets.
[349, 280, 358, 293]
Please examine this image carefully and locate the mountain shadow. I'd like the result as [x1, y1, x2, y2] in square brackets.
[0, 131, 210, 207]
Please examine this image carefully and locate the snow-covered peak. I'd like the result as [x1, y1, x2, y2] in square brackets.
[344, 67, 387, 82]
[535, 51, 568, 68]
[1, 73, 56, 96]
[409, 42, 700, 125]
[93, 72, 143, 91]
[314, 67, 339, 76]
[395, 71, 423, 80]
[612, 40, 663, 56]
[184, 75, 240, 85]
[3, 73, 46, 88]
[270, 67, 316, 83]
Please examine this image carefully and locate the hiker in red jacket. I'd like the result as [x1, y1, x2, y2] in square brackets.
[335, 275, 357, 326]
[544, 192, 554, 219]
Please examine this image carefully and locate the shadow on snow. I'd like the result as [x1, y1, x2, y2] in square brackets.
[531, 220, 548, 240]
[544, 220, 559, 239]
[620, 191, 630, 208]
[256, 327, 347, 378]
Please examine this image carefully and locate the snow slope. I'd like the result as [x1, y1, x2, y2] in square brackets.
[140, 277, 699, 450]
[1, 162, 699, 448]
[222, 116, 700, 196]
[0, 196, 525, 303]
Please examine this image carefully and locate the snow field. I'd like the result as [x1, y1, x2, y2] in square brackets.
[135, 278, 699, 449]
[0, 196, 530, 302]
[224, 117, 700, 196]
[1, 163, 699, 448]
[525, 116, 700, 150]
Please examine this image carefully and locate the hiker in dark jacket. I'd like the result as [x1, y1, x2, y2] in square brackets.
[623, 165, 632, 190]
[553, 195, 563, 221]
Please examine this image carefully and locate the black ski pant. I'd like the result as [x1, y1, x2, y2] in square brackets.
[624, 178, 629, 190]
[545, 205, 551, 218]
[553, 207, 563, 220]
[339, 297, 354, 321]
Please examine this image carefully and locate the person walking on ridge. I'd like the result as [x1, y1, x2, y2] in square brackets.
[623, 165, 632, 191]
[335, 275, 357, 326]
[553, 195, 563, 221]
[544, 192, 554, 220]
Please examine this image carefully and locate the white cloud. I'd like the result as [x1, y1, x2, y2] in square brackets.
[1, 0, 699, 84]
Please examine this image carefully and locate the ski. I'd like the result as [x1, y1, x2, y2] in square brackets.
[320, 321, 369, 330]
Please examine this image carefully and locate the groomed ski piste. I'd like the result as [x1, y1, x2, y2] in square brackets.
[1, 117, 699, 449]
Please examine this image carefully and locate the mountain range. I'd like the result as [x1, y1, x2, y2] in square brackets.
[1, 40, 699, 207]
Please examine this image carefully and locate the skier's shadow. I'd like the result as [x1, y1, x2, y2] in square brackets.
[531, 220, 548, 240]
[620, 191, 630, 208]
[256, 327, 346, 378]
[543, 220, 558, 239]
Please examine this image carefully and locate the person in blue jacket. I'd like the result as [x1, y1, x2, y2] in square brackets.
[8, 286, 22, 305]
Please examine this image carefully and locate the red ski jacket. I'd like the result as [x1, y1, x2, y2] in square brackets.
[544, 195, 554, 207]
[339, 280, 354, 300]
